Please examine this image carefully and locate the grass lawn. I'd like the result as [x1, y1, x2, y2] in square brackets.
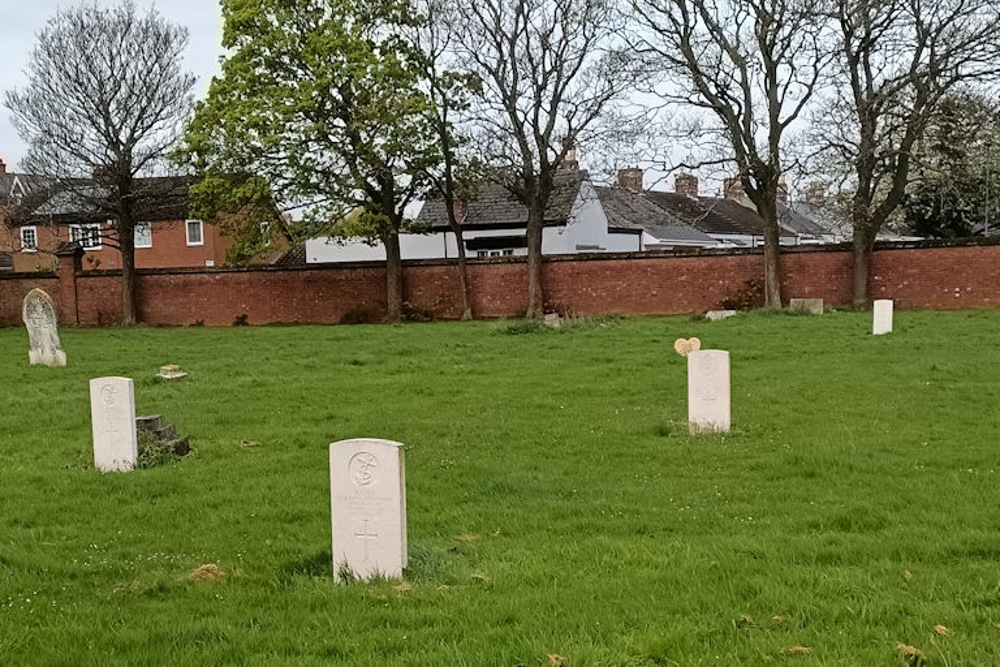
[2, 311, 1000, 665]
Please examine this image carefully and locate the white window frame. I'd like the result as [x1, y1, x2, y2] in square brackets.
[134, 221, 152, 249]
[19, 226, 38, 253]
[70, 223, 102, 250]
[186, 219, 204, 246]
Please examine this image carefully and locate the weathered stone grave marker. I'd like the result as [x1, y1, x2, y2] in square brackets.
[687, 350, 731, 434]
[22, 288, 66, 367]
[873, 299, 893, 335]
[705, 310, 737, 321]
[789, 298, 823, 315]
[89, 377, 138, 472]
[543, 313, 562, 329]
[329, 438, 407, 581]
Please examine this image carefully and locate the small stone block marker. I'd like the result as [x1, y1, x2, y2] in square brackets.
[543, 313, 562, 329]
[330, 438, 407, 581]
[873, 299, 893, 335]
[90, 377, 138, 472]
[706, 310, 737, 321]
[158, 364, 188, 380]
[22, 288, 66, 367]
[789, 298, 823, 315]
[688, 350, 731, 434]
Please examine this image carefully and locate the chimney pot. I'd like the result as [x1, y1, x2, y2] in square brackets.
[723, 177, 745, 200]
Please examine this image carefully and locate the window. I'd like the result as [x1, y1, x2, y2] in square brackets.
[70, 223, 102, 249]
[186, 219, 204, 246]
[134, 222, 152, 248]
[19, 226, 37, 252]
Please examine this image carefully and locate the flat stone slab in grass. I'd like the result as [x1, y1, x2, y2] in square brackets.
[90, 377, 138, 472]
[706, 310, 737, 321]
[789, 298, 823, 315]
[158, 364, 188, 380]
[873, 299, 893, 335]
[22, 288, 66, 367]
[330, 438, 407, 581]
[543, 313, 562, 329]
[688, 350, 731, 434]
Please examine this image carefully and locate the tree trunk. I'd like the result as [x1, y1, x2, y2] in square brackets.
[761, 211, 782, 308]
[384, 231, 403, 323]
[851, 226, 877, 310]
[525, 209, 544, 318]
[451, 226, 473, 321]
[119, 222, 137, 326]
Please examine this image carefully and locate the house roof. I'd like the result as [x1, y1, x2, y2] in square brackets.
[13, 175, 195, 224]
[416, 170, 587, 231]
[594, 187, 716, 244]
[643, 190, 797, 238]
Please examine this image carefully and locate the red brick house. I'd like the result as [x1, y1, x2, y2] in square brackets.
[1, 161, 233, 272]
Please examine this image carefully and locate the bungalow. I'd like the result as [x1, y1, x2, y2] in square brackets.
[301, 166, 716, 264]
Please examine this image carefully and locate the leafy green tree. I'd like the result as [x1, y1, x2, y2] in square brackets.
[903, 92, 1000, 238]
[183, 0, 439, 322]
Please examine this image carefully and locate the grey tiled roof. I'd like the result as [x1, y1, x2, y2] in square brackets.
[644, 190, 796, 238]
[273, 244, 307, 266]
[16, 176, 194, 223]
[595, 187, 716, 243]
[417, 170, 586, 230]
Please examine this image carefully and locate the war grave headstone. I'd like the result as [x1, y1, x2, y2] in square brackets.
[873, 299, 893, 335]
[90, 377, 138, 472]
[678, 340, 731, 434]
[22, 288, 66, 367]
[329, 438, 407, 581]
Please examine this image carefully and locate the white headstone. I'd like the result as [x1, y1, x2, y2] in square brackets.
[789, 298, 824, 315]
[543, 313, 562, 329]
[89, 377, 138, 472]
[330, 438, 407, 581]
[873, 299, 893, 335]
[688, 350, 731, 434]
[22, 288, 66, 367]
[706, 310, 737, 321]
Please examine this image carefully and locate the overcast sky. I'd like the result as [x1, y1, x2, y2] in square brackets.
[0, 0, 223, 171]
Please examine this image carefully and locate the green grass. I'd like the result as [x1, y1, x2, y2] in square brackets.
[2, 311, 1000, 665]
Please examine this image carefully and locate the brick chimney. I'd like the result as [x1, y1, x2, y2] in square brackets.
[617, 167, 644, 192]
[675, 172, 699, 199]
[723, 176, 744, 200]
[0, 157, 6, 176]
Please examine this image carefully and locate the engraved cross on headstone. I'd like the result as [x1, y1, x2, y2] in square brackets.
[355, 519, 379, 562]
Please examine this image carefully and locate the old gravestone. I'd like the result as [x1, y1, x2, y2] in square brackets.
[705, 310, 737, 321]
[789, 298, 824, 315]
[89, 377, 138, 472]
[329, 438, 407, 581]
[688, 350, 731, 434]
[22, 288, 66, 367]
[873, 299, 893, 335]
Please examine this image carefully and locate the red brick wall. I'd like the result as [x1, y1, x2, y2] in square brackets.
[4, 242, 1000, 327]
[0, 275, 59, 326]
